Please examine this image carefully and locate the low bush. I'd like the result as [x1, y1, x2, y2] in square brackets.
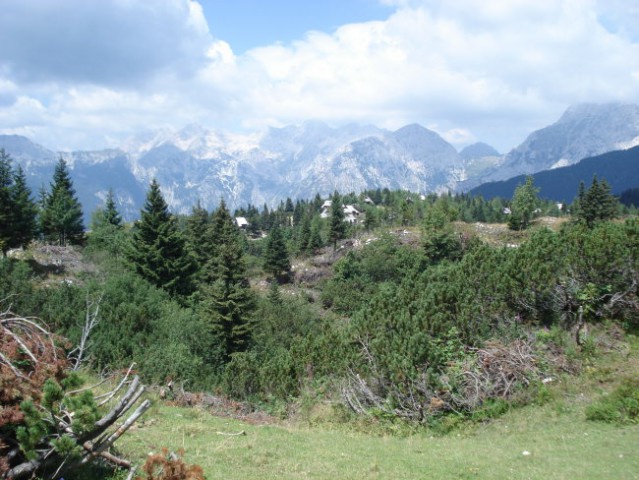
[585, 377, 639, 424]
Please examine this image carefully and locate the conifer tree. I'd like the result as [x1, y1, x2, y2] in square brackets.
[102, 188, 122, 227]
[267, 280, 283, 306]
[284, 197, 294, 212]
[308, 222, 324, 253]
[263, 223, 291, 281]
[204, 199, 235, 278]
[11, 165, 38, 250]
[422, 206, 462, 263]
[0, 150, 14, 255]
[200, 200, 255, 358]
[508, 176, 539, 231]
[185, 200, 210, 270]
[90, 189, 125, 257]
[128, 179, 195, 297]
[298, 214, 312, 254]
[575, 176, 618, 228]
[328, 191, 346, 249]
[40, 158, 84, 245]
[363, 205, 378, 231]
[0, 151, 38, 254]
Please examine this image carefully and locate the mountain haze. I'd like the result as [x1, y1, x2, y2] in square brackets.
[0, 122, 464, 221]
[2, 103, 639, 221]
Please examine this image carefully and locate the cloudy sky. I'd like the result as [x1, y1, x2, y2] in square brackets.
[0, 0, 638, 152]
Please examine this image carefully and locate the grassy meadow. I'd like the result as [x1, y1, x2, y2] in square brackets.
[119, 336, 639, 480]
[119, 401, 638, 479]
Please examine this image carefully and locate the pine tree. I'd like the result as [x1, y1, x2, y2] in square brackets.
[127, 179, 195, 297]
[0, 150, 14, 255]
[40, 158, 84, 245]
[328, 191, 346, 249]
[0, 151, 37, 255]
[263, 224, 291, 281]
[508, 176, 539, 231]
[185, 200, 210, 271]
[284, 197, 294, 212]
[267, 280, 283, 306]
[595, 178, 618, 222]
[308, 221, 324, 253]
[363, 205, 378, 231]
[103, 188, 122, 227]
[422, 206, 462, 263]
[89, 188, 125, 257]
[575, 176, 619, 228]
[11, 165, 38, 250]
[298, 214, 312, 254]
[199, 200, 255, 358]
[204, 199, 236, 279]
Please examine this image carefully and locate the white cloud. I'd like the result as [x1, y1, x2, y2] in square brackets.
[0, 0, 212, 86]
[0, 0, 638, 152]
[227, 0, 639, 149]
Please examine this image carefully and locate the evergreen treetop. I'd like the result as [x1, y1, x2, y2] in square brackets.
[199, 200, 255, 358]
[185, 199, 210, 269]
[11, 165, 38, 250]
[263, 223, 291, 281]
[0, 151, 39, 254]
[40, 158, 84, 246]
[103, 189, 122, 227]
[0, 150, 14, 254]
[329, 191, 346, 249]
[508, 176, 539, 231]
[575, 176, 618, 228]
[128, 179, 195, 297]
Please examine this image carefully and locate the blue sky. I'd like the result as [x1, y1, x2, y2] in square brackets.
[0, 0, 638, 152]
[200, 0, 394, 53]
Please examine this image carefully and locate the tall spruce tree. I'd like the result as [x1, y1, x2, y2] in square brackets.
[263, 223, 291, 281]
[11, 165, 38, 250]
[0, 151, 37, 255]
[328, 191, 346, 249]
[128, 179, 195, 297]
[576, 176, 618, 228]
[298, 214, 312, 254]
[40, 158, 84, 245]
[308, 221, 324, 252]
[102, 188, 122, 227]
[185, 200, 210, 271]
[90, 189, 125, 257]
[0, 150, 14, 255]
[199, 200, 255, 358]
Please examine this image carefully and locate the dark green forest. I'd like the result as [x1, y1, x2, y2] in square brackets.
[2, 148, 638, 478]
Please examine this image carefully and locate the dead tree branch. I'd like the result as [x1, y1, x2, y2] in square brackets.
[69, 292, 103, 370]
[1, 309, 150, 480]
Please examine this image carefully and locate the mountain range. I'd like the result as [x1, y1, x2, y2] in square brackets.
[1, 102, 639, 222]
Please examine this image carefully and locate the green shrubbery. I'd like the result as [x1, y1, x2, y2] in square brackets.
[586, 378, 639, 424]
[2, 180, 637, 427]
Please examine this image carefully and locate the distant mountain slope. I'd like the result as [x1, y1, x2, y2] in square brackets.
[459, 142, 500, 160]
[465, 103, 639, 189]
[2, 102, 639, 222]
[469, 146, 639, 202]
[0, 122, 464, 221]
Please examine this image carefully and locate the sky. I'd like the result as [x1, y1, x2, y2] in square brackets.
[0, 0, 638, 153]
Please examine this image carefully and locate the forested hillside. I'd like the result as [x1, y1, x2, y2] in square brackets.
[1, 147, 638, 479]
[470, 145, 639, 201]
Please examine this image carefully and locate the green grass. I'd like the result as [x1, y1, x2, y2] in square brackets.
[114, 331, 639, 480]
[108, 329, 639, 479]
[119, 392, 639, 480]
